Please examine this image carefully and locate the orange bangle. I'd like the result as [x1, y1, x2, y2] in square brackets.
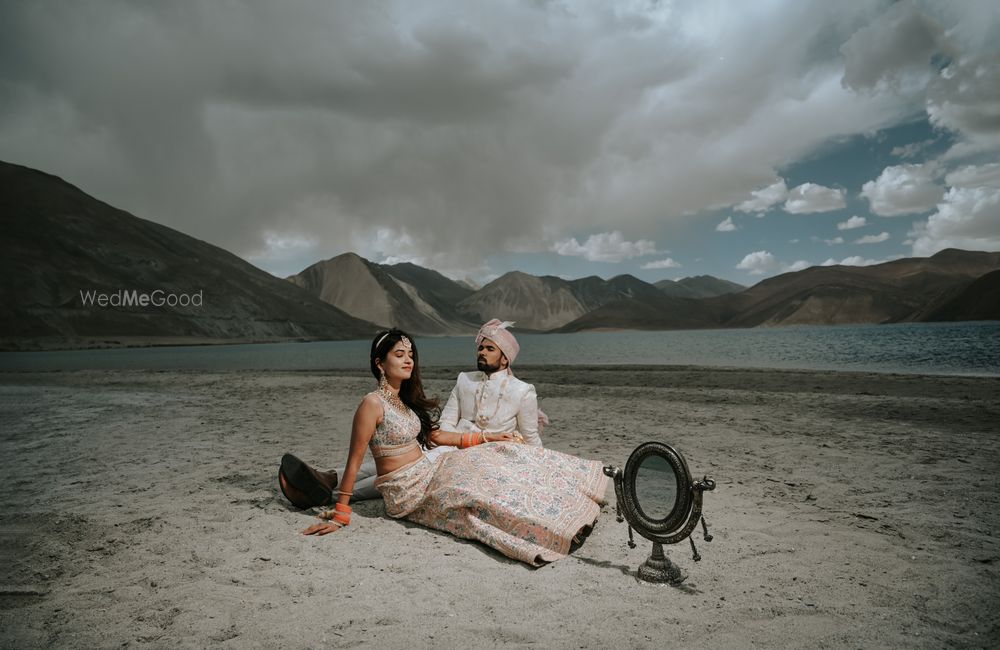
[334, 503, 352, 514]
[332, 512, 350, 526]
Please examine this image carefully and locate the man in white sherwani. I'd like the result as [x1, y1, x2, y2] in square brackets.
[280, 319, 547, 506]
[438, 318, 544, 448]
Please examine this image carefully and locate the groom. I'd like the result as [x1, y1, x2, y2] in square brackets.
[278, 319, 546, 506]
[440, 318, 544, 449]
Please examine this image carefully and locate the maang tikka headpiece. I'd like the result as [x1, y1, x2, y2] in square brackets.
[376, 332, 412, 351]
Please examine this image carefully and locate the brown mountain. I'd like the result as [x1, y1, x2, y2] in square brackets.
[549, 250, 1000, 332]
[656, 275, 746, 299]
[555, 292, 722, 332]
[913, 269, 1000, 322]
[455, 272, 687, 331]
[551, 273, 729, 331]
[456, 271, 586, 330]
[287, 253, 476, 334]
[712, 250, 1000, 327]
[0, 160, 378, 349]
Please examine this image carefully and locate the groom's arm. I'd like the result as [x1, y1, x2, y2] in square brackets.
[515, 385, 543, 447]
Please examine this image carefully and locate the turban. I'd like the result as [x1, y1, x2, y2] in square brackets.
[476, 319, 519, 365]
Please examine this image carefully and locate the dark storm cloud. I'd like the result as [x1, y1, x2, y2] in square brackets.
[0, 1, 995, 277]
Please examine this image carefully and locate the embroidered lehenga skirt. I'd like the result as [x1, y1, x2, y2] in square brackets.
[374, 442, 608, 566]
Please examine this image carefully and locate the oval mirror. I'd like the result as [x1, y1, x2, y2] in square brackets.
[604, 441, 716, 584]
[621, 441, 693, 537]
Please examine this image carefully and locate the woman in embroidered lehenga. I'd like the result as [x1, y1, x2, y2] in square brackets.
[299, 328, 609, 566]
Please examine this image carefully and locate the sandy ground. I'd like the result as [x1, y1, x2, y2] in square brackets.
[1, 365, 998, 649]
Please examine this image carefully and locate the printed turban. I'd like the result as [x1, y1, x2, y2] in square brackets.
[476, 319, 519, 365]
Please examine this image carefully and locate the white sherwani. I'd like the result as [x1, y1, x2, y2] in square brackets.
[439, 369, 543, 447]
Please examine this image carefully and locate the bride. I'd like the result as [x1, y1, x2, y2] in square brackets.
[298, 328, 608, 566]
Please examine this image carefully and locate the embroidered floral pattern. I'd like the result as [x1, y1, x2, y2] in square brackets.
[369, 391, 422, 458]
[373, 402, 608, 566]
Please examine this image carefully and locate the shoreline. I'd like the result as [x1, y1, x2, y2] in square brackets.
[2, 318, 998, 352]
[3, 362, 1000, 382]
[2, 366, 998, 647]
[3, 322, 999, 379]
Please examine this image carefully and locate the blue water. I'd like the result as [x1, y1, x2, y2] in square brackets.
[1, 322, 997, 376]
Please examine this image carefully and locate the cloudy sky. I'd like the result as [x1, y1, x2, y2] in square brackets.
[2, 1, 998, 286]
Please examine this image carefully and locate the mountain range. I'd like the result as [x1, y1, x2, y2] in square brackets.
[290, 249, 999, 334]
[1, 159, 997, 349]
[287, 259, 747, 332]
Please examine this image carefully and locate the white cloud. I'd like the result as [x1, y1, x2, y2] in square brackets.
[840, 1, 1000, 160]
[736, 251, 781, 275]
[822, 256, 881, 267]
[735, 179, 788, 214]
[840, 2, 945, 94]
[824, 236, 844, 245]
[910, 185, 1000, 256]
[855, 231, 891, 244]
[736, 251, 811, 276]
[891, 139, 935, 159]
[783, 183, 846, 214]
[907, 162, 1000, 257]
[837, 215, 867, 230]
[245, 230, 320, 277]
[641, 258, 682, 270]
[929, 55, 1000, 159]
[365, 226, 417, 259]
[716, 217, 738, 232]
[550, 231, 657, 263]
[861, 163, 944, 216]
[945, 163, 1000, 189]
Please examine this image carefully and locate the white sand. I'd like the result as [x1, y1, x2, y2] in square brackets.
[1, 366, 998, 648]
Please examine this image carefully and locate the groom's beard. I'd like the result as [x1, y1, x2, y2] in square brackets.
[477, 357, 502, 374]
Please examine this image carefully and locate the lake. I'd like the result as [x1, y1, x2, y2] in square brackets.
[1, 322, 998, 376]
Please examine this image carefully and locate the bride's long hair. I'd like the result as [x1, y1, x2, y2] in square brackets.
[370, 328, 440, 448]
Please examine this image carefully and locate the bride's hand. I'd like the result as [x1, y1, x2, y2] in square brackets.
[302, 521, 343, 536]
[485, 431, 516, 442]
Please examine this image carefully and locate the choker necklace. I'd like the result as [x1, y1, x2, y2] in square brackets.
[378, 384, 408, 414]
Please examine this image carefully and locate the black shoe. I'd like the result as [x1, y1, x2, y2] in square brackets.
[278, 453, 337, 509]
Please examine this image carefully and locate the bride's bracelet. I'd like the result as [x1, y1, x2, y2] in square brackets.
[460, 432, 488, 448]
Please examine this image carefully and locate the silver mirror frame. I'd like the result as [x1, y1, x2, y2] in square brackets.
[621, 441, 692, 536]
[604, 441, 715, 584]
